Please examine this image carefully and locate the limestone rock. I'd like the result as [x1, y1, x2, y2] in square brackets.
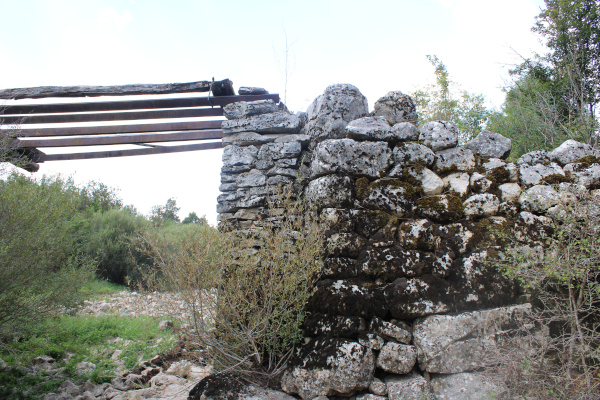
[498, 183, 521, 202]
[433, 147, 476, 174]
[326, 232, 368, 258]
[413, 304, 532, 373]
[419, 121, 459, 151]
[369, 377, 387, 396]
[402, 166, 444, 196]
[397, 219, 439, 252]
[311, 139, 392, 179]
[274, 133, 311, 145]
[519, 185, 560, 213]
[376, 342, 417, 374]
[258, 141, 302, 161]
[222, 145, 258, 171]
[469, 172, 492, 193]
[464, 130, 512, 159]
[392, 142, 435, 167]
[359, 178, 416, 216]
[308, 279, 388, 318]
[384, 276, 451, 319]
[346, 116, 397, 142]
[223, 99, 279, 119]
[517, 149, 550, 166]
[305, 84, 369, 142]
[385, 373, 435, 400]
[280, 338, 375, 400]
[463, 194, 499, 218]
[305, 175, 353, 209]
[564, 162, 600, 188]
[519, 162, 565, 187]
[369, 317, 411, 344]
[550, 139, 597, 165]
[443, 172, 470, 198]
[236, 170, 267, 188]
[222, 132, 279, 146]
[417, 194, 464, 223]
[390, 122, 420, 141]
[358, 247, 434, 280]
[430, 372, 509, 400]
[222, 112, 301, 135]
[238, 86, 268, 95]
[372, 91, 418, 125]
[303, 314, 366, 338]
[358, 333, 385, 350]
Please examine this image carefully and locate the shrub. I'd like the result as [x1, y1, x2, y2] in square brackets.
[492, 191, 600, 398]
[137, 188, 325, 384]
[0, 174, 96, 338]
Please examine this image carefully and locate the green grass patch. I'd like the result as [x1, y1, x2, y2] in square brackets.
[79, 278, 128, 301]
[0, 314, 177, 400]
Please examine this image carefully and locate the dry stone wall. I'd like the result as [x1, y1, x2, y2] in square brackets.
[217, 84, 600, 400]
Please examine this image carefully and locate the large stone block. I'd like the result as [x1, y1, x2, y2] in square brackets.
[419, 121, 459, 151]
[222, 112, 301, 135]
[376, 342, 417, 374]
[346, 116, 396, 142]
[305, 175, 354, 209]
[385, 373, 435, 400]
[465, 130, 512, 159]
[223, 99, 279, 119]
[550, 139, 598, 166]
[372, 91, 418, 125]
[431, 372, 509, 400]
[433, 147, 476, 174]
[311, 139, 392, 179]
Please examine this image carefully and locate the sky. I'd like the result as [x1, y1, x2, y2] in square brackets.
[0, 0, 548, 225]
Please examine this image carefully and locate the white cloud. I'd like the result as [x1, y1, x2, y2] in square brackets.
[97, 7, 133, 30]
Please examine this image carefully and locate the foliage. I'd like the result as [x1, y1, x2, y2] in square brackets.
[0, 314, 176, 399]
[411, 55, 490, 144]
[137, 187, 325, 384]
[493, 193, 600, 398]
[77, 180, 123, 213]
[182, 211, 207, 225]
[0, 174, 96, 338]
[83, 208, 150, 285]
[149, 197, 180, 225]
[488, 0, 599, 159]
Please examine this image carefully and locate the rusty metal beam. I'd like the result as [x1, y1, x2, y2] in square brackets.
[16, 120, 224, 137]
[41, 141, 223, 161]
[1, 94, 279, 115]
[16, 129, 223, 147]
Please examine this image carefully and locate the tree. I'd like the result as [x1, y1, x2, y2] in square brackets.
[488, 0, 599, 158]
[182, 212, 207, 225]
[149, 197, 180, 225]
[411, 55, 490, 144]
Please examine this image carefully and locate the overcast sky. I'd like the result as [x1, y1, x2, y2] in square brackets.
[0, 0, 547, 225]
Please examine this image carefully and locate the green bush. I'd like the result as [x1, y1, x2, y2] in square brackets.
[0, 174, 96, 338]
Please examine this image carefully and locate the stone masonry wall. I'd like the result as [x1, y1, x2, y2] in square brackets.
[217, 84, 600, 400]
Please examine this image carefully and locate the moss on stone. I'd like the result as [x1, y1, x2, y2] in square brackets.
[359, 178, 421, 200]
[355, 177, 370, 199]
[541, 173, 572, 184]
[417, 195, 464, 222]
[576, 155, 600, 167]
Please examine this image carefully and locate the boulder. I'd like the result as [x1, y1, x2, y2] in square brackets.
[519, 162, 565, 187]
[305, 84, 369, 142]
[550, 139, 598, 166]
[376, 342, 417, 374]
[305, 175, 353, 209]
[223, 99, 279, 119]
[385, 373, 435, 400]
[564, 162, 600, 188]
[222, 145, 258, 171]
[222, 132, 279, 147]
[519, 185, 561, 213]
[222, 111, 301, 135]
[311, 139, 392, 179]
[358, 178, 416, 216]
[419, 121, 459, 151]
[397, 219, 439, 252]
[517, 149, 550, 165]
[280, 338, 375, 399]
[358, 333, 385, 350]
[469, 172, 492, 193]
[413, 304, 532, 373]
[433, 147, 476, 174]
[401, 166, 444, 196]
[369, 377, 388, 396]
[416, 194, 464, 223]
[443, 172, 470, 198]
[257, 141, 302, 161]
[390, 122, 420, 141]
[384, 276, 451, 319]
[463, 194, 500, 218]
[346, 116, 397, 142]
[372, 91, 418, 125]
[430, 372, 509, 400]
[498, 183, 521, 202]
[236, 170, 267, 188]
[392, 142, 435, 167]
[464, 130, 512, 159]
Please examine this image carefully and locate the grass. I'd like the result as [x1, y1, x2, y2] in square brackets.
[79, 277, 128, 301]
[0, 279, 179, 400]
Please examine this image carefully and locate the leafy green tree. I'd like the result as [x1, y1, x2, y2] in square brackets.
[78, 180, 123, 213]
[182, 212, 207, 225]
[411, 55, 490, 144]
[149, 197, 180, 225]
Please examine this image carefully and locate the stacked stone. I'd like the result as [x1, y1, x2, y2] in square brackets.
[276, 85, 600, 400]
[217, 99, 310, 229]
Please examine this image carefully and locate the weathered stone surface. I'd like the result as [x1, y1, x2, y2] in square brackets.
[358, 247, 434, 280]
[346, 116, 397, 142]
[498, 182, 521, 202]
[413, 304, 532, 373]
[376, 342, 417, 374]
[311, 139, 392, 179]
[223, 99, 279, 119]
[385, 373, 435, 400]
[303, 314, 366, 338]
[564, 162, 600, 188]
[308, 279, 387, 318]
[392, 142, 435, 167]
[384, 276, 451, 319]
[443, 172, 470, 198]
[280, 338, 375, 400]
[238, 86, 268, 95]
[465, 130, 512, 159]
[222, 145, 258, 169]
[222, 112, 301, 135]
[305, 84, 369, 142]
[397, 219, 439, 252]
[419, 121, 459, 151]
[416, 194, 464, 223]
[236, 170, 267, 188]
[402, 166, 444, 196]
[550, 139, 597, 166]
[358, 333, 385, 350]
[519, 185, 560, 213]
[274, 133, 311, 145]
[222, 132, 279, 146]
[326, 232, 368, 258]
[463, 194, 499, 218]
[390, 122, 420, 142]
[359, 178, 416, 216]
[519, 162, 565, 187]
[369, 377, 387, 396]
[517, 149, 550, 165]
[372, 91, 418, 125]
[305, 175, 353, 209]
[258, 141, 302, 160]
[433, 147, 476, 174]
[430, 372, 509, 400]
[355, 394, 387, 400]
[469, 172, 492, 193]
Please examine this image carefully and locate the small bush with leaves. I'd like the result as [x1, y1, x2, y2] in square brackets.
[0, 174, 96, 339]
[138, 186, 325, 384]
[492, 192, 600, 399]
